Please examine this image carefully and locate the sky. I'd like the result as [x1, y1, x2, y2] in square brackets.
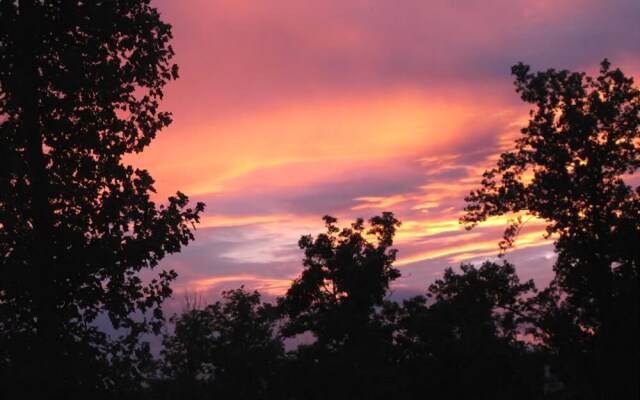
[132, 0, 640, 305]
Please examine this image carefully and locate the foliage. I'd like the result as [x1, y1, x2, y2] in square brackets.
[462, 59, 639, 398]
[276, 213, 401, 399]
[461, 59, 639, 301]
[279, 213, 401, 345]
[427, 261, 535, 342]
[158, 288, 283, 400]
[160, 296, 215, 383]
[386, 262, 542, 399]
[0, 1, 203, 396]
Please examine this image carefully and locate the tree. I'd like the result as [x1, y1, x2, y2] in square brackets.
[206, 288, 283, 400]
[278, 213, 401, 400]
[462, 60, 639, 398]
[280, 213, 400, 347]
[384, 262, 542, 400]
[426, 262, 535, 344]
[154, 294, 214, 400]
[0, 1, 204, 397]
[159, 288, 283, 400]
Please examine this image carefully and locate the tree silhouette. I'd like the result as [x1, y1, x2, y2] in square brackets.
[158, 288, 283, 400]
[155, 294, 214, 399]
[278, 213, 401, 400]
[384, 262, 542, 400]
[462, 60, 639, 398]
[0, 1, 203, 397]
[426, 262, 541, 399]
[280, 213, 400, 345]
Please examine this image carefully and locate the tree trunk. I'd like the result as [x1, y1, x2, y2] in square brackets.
[16, 1, 59, 397]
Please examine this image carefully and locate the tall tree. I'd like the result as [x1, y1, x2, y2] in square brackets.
[426, 262, 541, 399]
[278, 213, 401, 400]
[383, 262, 541, 400]
[280, 213, 400, 347]
[204, 288, 283, 400]
[462, 60, 639, 398]
[0, 1, 203, 397]
[156, 294, 215, 400]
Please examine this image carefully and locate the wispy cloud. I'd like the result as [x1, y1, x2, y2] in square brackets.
[135, 0, 639, 301]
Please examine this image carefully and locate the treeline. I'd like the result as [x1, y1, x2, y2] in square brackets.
[149, 211, 636, 400]
[153, 214, 542, 400]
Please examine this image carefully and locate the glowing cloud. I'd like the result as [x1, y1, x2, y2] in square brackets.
[137, 0, 639, 299]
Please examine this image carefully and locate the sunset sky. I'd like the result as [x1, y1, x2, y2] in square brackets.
[133, 0, 640, 303]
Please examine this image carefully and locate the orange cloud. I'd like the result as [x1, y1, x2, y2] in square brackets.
[141, 0, 640, 299]
[199, 214, 292, 229]
[131, 90, 514, 198]
[189, 274, 295, 296]
[396, 228, 552, 266]
[352, 194, 412, 210]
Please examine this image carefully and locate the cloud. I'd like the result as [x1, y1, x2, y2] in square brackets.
[138, 0, 639, 301]
[154, 0, 639, 117]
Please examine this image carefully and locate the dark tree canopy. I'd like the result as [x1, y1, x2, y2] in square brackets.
[280, 213, 401, 346]
[386, 262, 541, 400]
[277, 213, 401, 400]
[462, 59, 638, 283]
[427, 261, 535, 342]
[0, 1, 203, 396]
[158, 288, 283, 400]
[462, 59, 639, 399]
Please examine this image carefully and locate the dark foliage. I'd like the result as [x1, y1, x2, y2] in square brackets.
[155, 288, 283, 400]
[159, 218, 545, 400]
[277, 213, 401, 400]
[0, 1, 203, 397]
[393, 262, 542, 399]
[2, 3, 637, 396]
[279, 213, 400, 345]
[462, 60, 639, 398]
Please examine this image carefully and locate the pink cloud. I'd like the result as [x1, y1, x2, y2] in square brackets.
[139, 0, 639, 301]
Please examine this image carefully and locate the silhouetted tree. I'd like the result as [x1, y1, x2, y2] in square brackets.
[427, 262, 541, 398]
[278, 213, 401, 400]
[462, 60, 639, 398]
[280, 213, 400, 344]
[154, 295, 214, 400]
[206, 288, 283, 400]
[158, 288, 283, 400]
[0, 1, 203, 397]
[383, 262, 542, 399]
[428, 262, 534, 342]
